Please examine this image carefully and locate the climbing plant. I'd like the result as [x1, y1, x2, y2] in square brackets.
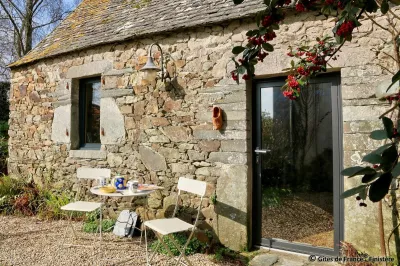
[231, 0, 400, 259]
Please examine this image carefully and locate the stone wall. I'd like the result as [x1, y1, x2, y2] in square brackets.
[8, 9, 400, 254]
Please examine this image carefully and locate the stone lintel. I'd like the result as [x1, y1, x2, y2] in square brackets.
[67, 60, 112, 78]
[103, 68, 134, 76]
[101, 89, 133, 98]
[69, 150, 107, 159]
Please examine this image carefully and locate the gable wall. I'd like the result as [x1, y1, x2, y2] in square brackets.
[8, 11, 398, 254]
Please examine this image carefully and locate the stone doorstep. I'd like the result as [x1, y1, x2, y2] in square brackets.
[249, 248, 340, 266]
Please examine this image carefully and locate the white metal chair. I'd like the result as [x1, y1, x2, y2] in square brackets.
[144, 177, 207, 266]
[60, 167, 111, 248]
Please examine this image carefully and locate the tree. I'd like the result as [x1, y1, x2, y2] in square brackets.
[0, 0, 81, 80]
[230, 0, 400, 261]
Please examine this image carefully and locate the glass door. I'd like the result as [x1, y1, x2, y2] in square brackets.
[253, 74, 343, 255]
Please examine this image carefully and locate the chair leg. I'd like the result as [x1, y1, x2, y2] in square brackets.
[99, 206, 103, 242]
[67, 212, 78, 241]
[168, 234, 193, 266]
[155, 233, 176, 258]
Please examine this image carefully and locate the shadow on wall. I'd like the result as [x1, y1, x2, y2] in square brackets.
[159, 198, 249, 246]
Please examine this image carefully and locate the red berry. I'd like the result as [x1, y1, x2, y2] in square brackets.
[356, 196, 361, 201]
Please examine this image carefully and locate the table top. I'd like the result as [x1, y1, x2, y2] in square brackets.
[90, 186, 155, 197]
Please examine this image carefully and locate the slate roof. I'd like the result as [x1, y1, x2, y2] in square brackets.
[10, 0, 264, 68]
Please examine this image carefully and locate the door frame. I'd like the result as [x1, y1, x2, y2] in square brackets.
[251, 73, 344, 255]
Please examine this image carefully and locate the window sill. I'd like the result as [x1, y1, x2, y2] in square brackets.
[69, 149, 107, 159]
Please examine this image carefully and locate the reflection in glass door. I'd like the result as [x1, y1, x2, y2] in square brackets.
[253, 75, 342, 255]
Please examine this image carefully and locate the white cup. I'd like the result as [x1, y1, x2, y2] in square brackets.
[99, 177, 107, 187]
[127, 180, 139, 193]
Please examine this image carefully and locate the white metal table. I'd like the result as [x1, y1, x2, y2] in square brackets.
[90, 186, 157, 264]
[90, 185, 156, 233]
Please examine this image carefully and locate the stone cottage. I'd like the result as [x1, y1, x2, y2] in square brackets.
[7, 0, 398, 257]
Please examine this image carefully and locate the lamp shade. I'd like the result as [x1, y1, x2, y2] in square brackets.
[140, 56, 161, 72]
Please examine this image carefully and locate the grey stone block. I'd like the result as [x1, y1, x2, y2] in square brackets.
[103, 68, 134, 76]
[101, 89, 133, 98]
[51, 104, 71, 144]
[208, 152, 247, 164]
[139, 146, 167, 171]
[67, 60, 112, 78]
[221, 140, 247, 152]
[249, 254, 279, 266]
[100, 98, 126, 144]
[193, 130, 247, 140]
[69, 150, 107, 159]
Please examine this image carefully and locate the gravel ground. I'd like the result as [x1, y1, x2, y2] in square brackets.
[262, 192, 334, 248]
[0, 216, 235, 266]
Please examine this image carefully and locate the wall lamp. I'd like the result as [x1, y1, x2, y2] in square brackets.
[140, 43, 166, 83]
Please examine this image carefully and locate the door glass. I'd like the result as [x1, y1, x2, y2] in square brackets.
[260, 83, 334, 249]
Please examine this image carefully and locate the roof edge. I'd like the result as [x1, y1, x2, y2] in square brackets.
[9, 11, 260, 69]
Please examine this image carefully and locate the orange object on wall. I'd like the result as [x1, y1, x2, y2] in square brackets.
[212, 106, 223, 130]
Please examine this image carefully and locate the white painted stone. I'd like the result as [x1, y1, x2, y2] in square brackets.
[100, 98, 126, 144]
[51, 104, 71, 144]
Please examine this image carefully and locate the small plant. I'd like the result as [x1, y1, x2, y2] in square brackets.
[261, 187, 291, 207]
[150, 232, 207, 256]
[210, 193, 217, 205]
[211, 245, 247, 265]
[82, 209, 115, 233]
[37, 189, 72, 220]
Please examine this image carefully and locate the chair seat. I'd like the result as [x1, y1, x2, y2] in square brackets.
[144, 218, 194, 235]
[61, 201, 102, 212]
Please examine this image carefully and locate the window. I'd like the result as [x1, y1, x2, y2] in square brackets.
[79, 78, 101, 150]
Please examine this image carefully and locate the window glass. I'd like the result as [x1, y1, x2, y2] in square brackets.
[79, 78, 101, 148]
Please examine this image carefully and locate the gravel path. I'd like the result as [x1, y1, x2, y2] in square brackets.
[0, 216, 235, 266]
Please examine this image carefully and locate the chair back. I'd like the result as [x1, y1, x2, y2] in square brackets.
[177, 177, 207, 196]
[77, 167, 111, 180]
[172, 177, 207, 228]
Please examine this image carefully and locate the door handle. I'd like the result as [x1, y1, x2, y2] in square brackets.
[254, 149, 271, 154]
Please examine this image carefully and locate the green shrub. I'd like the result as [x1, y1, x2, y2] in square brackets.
[0, 175, 26, 214]
[82, 209, 115, 233]
[0, 137, 8, 175]
[37, 189, 72, 220]
[150, 232, 207, 256]
[0, 121, 8, 138]
[261, 187, 291, 207]
[0, 175, 80, 220]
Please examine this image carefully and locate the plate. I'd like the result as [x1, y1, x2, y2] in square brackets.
[138, 184, 164, 191]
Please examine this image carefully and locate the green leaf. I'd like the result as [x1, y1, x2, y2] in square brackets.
[341, 185, 368, 199]
[262, 43, 274, 52]
[362, 173, 379, 183]
[237, 66, 246, 74]
[232, 46, 246, 54]
[233, 0, 245, 4]
[369, 172, 392, 202]
[381, 0, 389, 14]
[371, 143, 394, 155]
[387, 70, 400, 92]
[259, 27, 267, 35]
[381, 145, 398, 171]
[362, 153, 381, 164]
[392, 163, 400, 177]
[246, 30, 259, 37]
[341, 166, 376, 177]
[359, 187, 368, 200]
[370, 130, 388, 140]
[382, 116, 394, 138]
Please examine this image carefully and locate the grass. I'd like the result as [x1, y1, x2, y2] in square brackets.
[150, 233, 207, 256]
